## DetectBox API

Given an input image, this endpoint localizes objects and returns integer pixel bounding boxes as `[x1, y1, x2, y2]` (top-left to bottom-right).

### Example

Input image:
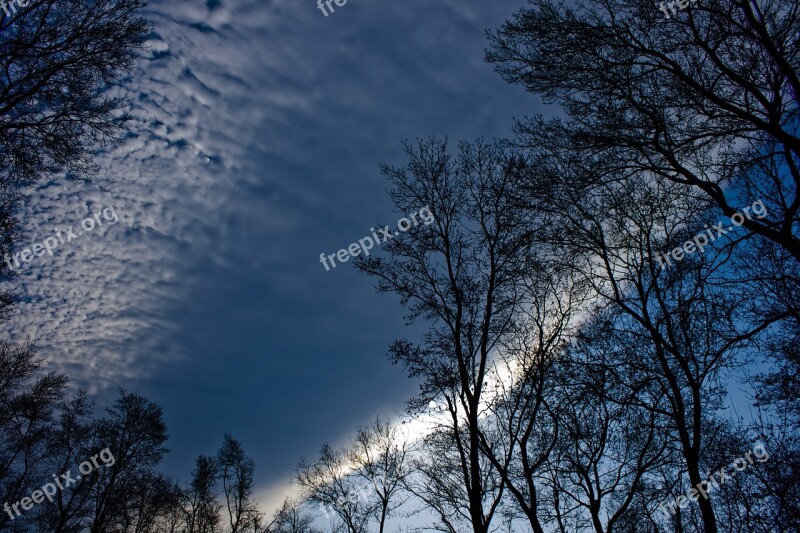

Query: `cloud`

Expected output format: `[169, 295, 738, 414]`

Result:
[0, 0, 535, 508]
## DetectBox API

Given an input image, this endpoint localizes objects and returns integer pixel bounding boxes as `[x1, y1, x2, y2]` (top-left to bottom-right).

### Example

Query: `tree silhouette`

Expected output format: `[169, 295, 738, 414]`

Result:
[356, 138, 534, 533]
[0, 0, 149, 190]
[0, 341, 67, 531]
[218, 433, 261, 533]
[184, 455, 221, 533]
[487, 0, 800, 261]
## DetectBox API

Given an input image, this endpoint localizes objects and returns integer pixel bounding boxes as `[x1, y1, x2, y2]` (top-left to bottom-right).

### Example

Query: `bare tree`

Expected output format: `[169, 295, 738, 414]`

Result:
[88, 391, 170, 533]
[356, 137, 533, 533]
[0, 0, 149, 190]
[218, 434, 262, 533]
[347, 417, 410, 533]
[36, 391, 95, 532]
[476, 255, 589, 533]
[485, 1, 800, 528]
[0, 341, 68, 531]
[263, 498, 320, 533]
[0, 350, 184, 533]
[403, 426, 502, 533]
[124, 471, 183, 533]
[0, 0, 148, 324]
[296, 444, 372, 533]
[519, 151, 770, 532]
[487, 0, 800, 262]
[184, 455, 222, 533]
[547, 309, 672, 532]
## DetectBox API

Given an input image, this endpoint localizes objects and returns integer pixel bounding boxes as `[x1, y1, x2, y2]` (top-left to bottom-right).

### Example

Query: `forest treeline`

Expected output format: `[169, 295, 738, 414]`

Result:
[1, 0, 798, 531]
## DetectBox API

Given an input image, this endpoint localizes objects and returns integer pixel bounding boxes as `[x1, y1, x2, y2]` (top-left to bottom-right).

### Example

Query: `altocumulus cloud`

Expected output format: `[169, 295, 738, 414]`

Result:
[1, 0, 533, 517]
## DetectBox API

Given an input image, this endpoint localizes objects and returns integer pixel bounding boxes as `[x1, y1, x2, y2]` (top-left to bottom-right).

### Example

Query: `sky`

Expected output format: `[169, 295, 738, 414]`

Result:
[0, 0, 541, 515]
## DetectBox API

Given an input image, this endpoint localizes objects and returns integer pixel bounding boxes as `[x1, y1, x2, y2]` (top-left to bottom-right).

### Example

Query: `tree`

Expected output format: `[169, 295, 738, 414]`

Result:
[296, 443, 373, 533]
[403, 426, 500, 533]
[0, 5, 157, 527]
[475, 248, 589, 533]
[487, 0, 800, 262]
[217, 433, 261, 533]
[263, 498, 320, 533]
[87, 391, 170, 533]
[356, 138, 535, 533]
[184, 455, 222, 533]
[124, 471, 183, 533]
[0, 341, 67, 531]
[0, 347, 184, 533]
[518, 144, 775, 531]
[0, 0, 149, 190]
[486, 2, 800, 527]
[347, 417, 410, 533]
[547, 309, 672, 532]
[36, 391, 95, 532]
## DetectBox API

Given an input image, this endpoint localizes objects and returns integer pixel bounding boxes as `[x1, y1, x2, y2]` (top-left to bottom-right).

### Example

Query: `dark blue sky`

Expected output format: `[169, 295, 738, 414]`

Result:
[2, 0, 541, 509]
